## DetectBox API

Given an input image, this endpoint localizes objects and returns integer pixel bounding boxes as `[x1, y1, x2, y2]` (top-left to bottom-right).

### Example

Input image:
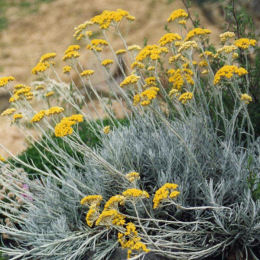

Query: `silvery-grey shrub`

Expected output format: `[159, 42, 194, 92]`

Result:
[0, 113, 259, 259]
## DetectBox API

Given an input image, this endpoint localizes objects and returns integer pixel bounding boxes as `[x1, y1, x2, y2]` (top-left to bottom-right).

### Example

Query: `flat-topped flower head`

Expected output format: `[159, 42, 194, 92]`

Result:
[122, 188, 149, 199]
[40, 52, 56, 63]
[1, 108, 16, 116]
[104, 195, 125, 210]
[80, 70, 95, 77]
[65, 45, 80, 54]
[159, 33, 182, 46]
[46, 106, 64, 116]
[86, 39, 108, 52]
[179, 92, 193, 104]
[120, 74, 140, 87]
[220, 31, 235, 43]
[128, 44, 141, 51]
[234, 38, 257, 49]
[185, 28, 211, 41]
[31, 110, 46, 123]
[96, 209, 125, 226]
[62, 51, 80, 61]
[86, 208, 100, 227]
[153, 183, 179, 209]
[32, 62, 50, 75]
[13, 113, 23, 121]
[136, 44, 168, 61]
[0, 76, 15, 88]
[63, 65, 72, 74]
[131, 61, 145, 70]
[73, 21, 93, 40]
[217, 45, 237, 54]
[178, 41, 198, 53]
[214, 65, 248, 85]
[103, 126, 110, 134]
[241, 93, 252, 104]
[125, 171, 140, 183]
[168, 9, 188, 23]
[101, 59, 114, 67]
[81, 195, 103, 208]
[116, 49, 126, 55]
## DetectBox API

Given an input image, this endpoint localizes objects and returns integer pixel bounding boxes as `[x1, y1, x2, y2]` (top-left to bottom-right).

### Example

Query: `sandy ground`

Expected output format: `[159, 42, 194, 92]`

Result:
[0, 0, 258, 158]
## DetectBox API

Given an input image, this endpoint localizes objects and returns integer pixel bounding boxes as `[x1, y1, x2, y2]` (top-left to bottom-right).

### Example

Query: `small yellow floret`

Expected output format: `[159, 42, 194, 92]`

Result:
[240, 93, 252, 104]
[0, 76, 15, 88]
[103, 126, 110, 134]
[1, 108, 16, 116]
[178, 92, 193, 104]
[122, 188, 149, 199]
[168, 9, 188, 23]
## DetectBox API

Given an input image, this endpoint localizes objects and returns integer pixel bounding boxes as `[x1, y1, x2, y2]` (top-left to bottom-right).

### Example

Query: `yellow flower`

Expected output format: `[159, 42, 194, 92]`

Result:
[65, 45, 80, 54]
[128, 45, 141, 51]
[62, 51, 80, 61]
[63, 65, 72, 74]
[153, 183, 179, 209]
[86, 39, 108, 52]
[0, 155, 5, 162]
[136, 45, 168, 62]
[198, 60, 209, 67]
[32, 62, 50, 75]
[46, 106, 64, 116]
[178, 41, 198, 53]
[86, 207, 100, 227]
[73, 21, 93, 40]
[217, 45, 237, 54]
[40, 52, 56, 63]
[80, 195, 103, 208]
[131, 61, 145, 70]
[0, 76, 15, 88]
[104, 195, 125, 210]
[185, 28, 211, 41]
[35, 85, 45, 90]
[80, 70, 95, 77]
[219, 31, 235, 43]
[144, 77, 156, 86]
[120, 74, 140, 87]
[9, 94, 19, 103]
[122, 188, 149, 199]
[169, 54, 187, 63]
[101, 59, 114, 66]
[116, 49, 126, 55]
[103, 126, 110, 134]
[134, 87, 160, 106]
[240, 93, 252, 104]
[235, 38, 256, 49]
[13, 113, 23, 121]
[168, 9, 188, 23]
[91, 9, 132, 29]
[1, 108, 16, 116]
[178, 19, 187, 25]
[125, 172, 140, 183]
[118, 222, 149, 259]
[31, 110, 46, 123]
[45, 91, 54, 97]
[96, 209, 125, 226]
[159, 33, 182, 46]
[169, 88, 180, 97]
[214, 65, 248, 85]
[178, 92, 193, 104]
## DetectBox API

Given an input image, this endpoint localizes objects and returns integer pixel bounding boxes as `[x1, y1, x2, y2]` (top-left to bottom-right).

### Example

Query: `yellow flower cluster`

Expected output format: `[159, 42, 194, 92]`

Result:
[167, 9, 188, 23]
[234, 38, 257, 49]
[73, 21, 93, 41]
[118, 222, 150, 259]
[136, 44, 168, 61]
[13, 113, 23, 121]
[159, 33, 182, 46]
[168, 68, 194, 90]
[86, 208, 100, 227]
[219, 31, 235, 43]
[153, 183, 180, 209]
[178, 41, 198, 53]
[185, 28, 211, 41]
[35, 85, 45, 90]
[217, 45, 237, 54]
[120, 74, 140, 87]
[103, 125, 110, 134]
[0, 155, 5, 162]
[131, 61, 145, 70]
[45, 91, 54, 97]
[1, 108, 16, 116]
[63, 65, 72, 74]
[96, 209, 126, 226]
[214, 65, 248, 85]
[169, 53, 187, 64]
[178, 92, 193, 104]
[32, 62, 50, 75]
[9, 85, 33, 102]
[133, 87, 160, 106]
[101, 59, 114, 66]
[0, 76, 15, 88]
[122, 188, 149, 199]
[125, 171, 140, 183]
[54, 114, 83, 137]
[240, 93, 252, 104]
[40, 52, 56, 63]
[104, 195, 125, 210]
[144, 77, 156, 87]
[81, 195, 103, 208]
[91, 9, 134, 29]
[31, 110, 46, 123]
[116, 49, 126, 55]
[86, 39, 108, 52]
[80, 70, 95, 77]
[63, 45, 80, 61]
[128, 45, 141, 51]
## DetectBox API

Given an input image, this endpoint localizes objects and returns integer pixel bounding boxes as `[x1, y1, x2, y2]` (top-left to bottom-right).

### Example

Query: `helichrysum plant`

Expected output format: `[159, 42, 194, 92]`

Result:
[0, 6, 259, 260]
